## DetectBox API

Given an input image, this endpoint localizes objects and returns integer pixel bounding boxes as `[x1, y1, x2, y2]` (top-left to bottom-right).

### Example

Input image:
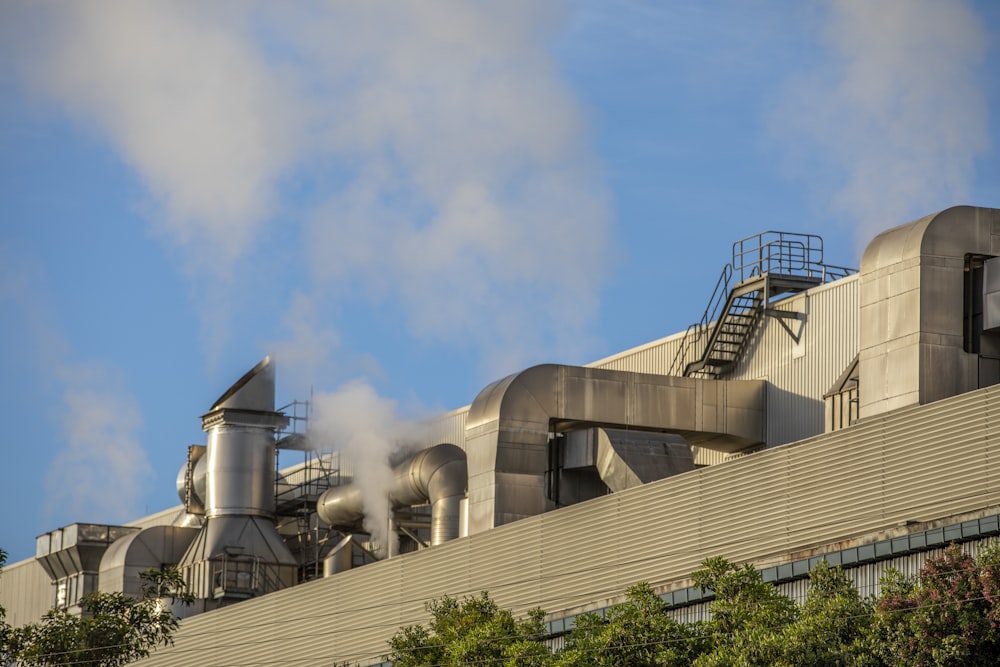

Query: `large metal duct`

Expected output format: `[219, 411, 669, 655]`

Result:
[858, 205, 1000, 418]
[176, 357, 298, 608]
[464, 364, 766, 534]
[98, 526, 200, 599]
[316, 443, 467, 547]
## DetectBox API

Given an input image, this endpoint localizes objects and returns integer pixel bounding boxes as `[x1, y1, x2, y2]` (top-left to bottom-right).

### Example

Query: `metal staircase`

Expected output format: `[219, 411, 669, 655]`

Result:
[670, 231, 855, 378]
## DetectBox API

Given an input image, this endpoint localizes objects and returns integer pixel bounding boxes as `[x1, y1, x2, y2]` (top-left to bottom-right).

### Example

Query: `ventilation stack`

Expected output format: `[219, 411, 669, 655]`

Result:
[176, 357, 298, 612]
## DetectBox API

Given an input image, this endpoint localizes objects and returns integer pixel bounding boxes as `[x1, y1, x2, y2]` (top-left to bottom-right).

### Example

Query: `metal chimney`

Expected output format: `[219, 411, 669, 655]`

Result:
[177, 357, 298, 610]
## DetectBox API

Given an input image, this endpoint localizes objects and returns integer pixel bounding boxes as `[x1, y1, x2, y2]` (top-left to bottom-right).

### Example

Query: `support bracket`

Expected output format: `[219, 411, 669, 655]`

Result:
[765, 308, 806, 343]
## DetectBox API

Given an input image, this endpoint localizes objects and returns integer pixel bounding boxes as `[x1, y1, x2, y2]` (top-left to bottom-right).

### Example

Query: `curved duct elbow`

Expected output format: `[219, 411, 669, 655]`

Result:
[316, 443, 467, 546]
[394, 443, 467, 545]
[316, 484, 366, 530]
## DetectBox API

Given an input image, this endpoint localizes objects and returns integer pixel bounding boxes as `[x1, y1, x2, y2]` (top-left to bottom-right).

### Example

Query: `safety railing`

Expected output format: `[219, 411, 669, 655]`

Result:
[670, 231, 857, 377]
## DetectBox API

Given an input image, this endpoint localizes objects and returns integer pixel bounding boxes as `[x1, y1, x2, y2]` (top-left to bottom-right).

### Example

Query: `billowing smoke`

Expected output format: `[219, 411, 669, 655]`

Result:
[47, 363, 153, 525]
[771, 0, 991, 246]
[309, 381, 421, 556]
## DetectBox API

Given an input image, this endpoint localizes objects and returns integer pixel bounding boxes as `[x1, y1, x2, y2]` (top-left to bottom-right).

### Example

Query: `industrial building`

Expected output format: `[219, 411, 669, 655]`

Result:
[2, 205, 999, 665]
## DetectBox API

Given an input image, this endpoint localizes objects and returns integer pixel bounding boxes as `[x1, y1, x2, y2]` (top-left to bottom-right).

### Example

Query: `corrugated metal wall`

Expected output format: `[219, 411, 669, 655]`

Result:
[422, 405, 469, 450]
[138, 382, 1000, 667]
[735, 277, 860, 446]
[0, 557, 53, 627]
[665, 539, 996, 624]
[591, 275, 860, 449]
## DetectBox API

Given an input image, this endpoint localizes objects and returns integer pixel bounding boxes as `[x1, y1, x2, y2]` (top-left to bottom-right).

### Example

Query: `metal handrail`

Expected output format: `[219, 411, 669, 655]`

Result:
[671, 230, 858, 377]
[732, 231, 830, 282]
[670, 264, 732, 375]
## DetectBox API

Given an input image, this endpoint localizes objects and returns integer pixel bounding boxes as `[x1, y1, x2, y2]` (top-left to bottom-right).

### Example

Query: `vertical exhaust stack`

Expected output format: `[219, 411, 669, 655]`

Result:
[177, 357, 298, 610]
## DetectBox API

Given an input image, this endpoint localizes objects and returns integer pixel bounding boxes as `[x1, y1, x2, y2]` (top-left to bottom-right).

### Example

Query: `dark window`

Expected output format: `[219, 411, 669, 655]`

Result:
[964, 254, 989, 353]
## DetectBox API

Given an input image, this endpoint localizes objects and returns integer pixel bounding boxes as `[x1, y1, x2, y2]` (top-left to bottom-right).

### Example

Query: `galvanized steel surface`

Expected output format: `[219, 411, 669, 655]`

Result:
[316, 443, 467, 545]
[138, 384, 1000, 667]
[464, 364, 766, 534]
[859, 206, 1000, 417]
[593, 275, 860, 449]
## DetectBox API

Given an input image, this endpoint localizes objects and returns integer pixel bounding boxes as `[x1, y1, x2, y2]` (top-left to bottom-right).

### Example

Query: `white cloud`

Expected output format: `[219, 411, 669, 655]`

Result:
[267, 291, 340, 391]
[4, 0, 612, 384]
[771, 0, 991, 245]
[4, 1, 302, 275]
[47, 363, 153, 525]
[296, 1, 612, 378]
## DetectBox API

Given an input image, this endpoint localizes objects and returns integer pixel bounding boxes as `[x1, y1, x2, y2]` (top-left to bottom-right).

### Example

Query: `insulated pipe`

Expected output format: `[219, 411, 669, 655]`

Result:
[316, 443, 467, 546]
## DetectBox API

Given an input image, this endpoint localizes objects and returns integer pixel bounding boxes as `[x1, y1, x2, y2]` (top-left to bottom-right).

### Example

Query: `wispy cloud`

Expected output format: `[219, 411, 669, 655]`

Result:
[2, 2, 300, 275]
[0, 247, 152, 527]
[3, 1, 612, 385]
[47, 363, 153, 525]
[771, 0, 991, 245]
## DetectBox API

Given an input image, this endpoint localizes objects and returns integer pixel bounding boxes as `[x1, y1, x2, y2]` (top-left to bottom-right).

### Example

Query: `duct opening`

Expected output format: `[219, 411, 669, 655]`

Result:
[965, 254, 1000, 388]
[546, 428, 694, 507]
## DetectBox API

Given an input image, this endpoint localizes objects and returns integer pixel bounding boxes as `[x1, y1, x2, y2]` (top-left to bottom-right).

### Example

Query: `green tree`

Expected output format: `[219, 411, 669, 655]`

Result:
[386, 591, 551, 666]
[691, 556, 798, 666]
[557, 582, 705, 666]
[10, 566, 193, 667]
[871, 542, 1000, 666]
[1, 548, 13, 664]
[778, 561, 874, 666]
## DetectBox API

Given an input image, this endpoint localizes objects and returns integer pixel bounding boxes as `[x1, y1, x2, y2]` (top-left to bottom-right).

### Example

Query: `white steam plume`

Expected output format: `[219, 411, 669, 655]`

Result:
[310, 381, 416, 555]
[771, 0, 991, 245]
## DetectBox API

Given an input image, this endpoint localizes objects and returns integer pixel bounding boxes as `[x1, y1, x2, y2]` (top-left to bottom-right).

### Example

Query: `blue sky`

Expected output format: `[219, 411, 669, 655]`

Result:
[1, 0, 998, 564]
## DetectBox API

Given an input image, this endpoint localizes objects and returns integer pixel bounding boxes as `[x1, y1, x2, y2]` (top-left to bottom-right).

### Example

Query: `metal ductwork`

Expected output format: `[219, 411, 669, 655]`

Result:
[98, 526, 200, 599]
[553, 428, 694, 507]
[176, 357, 298, 609]
[592, 429, 693, 491]
[316, 443, 467, 547]
[465, 363, 766, 534]
[858, 205, 1000, 418]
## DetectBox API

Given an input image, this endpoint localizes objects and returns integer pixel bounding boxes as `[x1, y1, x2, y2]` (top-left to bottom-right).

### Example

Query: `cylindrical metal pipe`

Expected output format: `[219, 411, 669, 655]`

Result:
[316, 443, 467, 546]
[316, 485, 365, 529]
[175, 456, 208, 509]
[205, 425, 276, 518]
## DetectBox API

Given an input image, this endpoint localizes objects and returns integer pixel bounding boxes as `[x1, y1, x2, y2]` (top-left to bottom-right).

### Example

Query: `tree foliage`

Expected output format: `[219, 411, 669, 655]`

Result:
[559, 582, 705, 666]
[386, 542, 1000, 667]
[869, 542, 1000, 666]
[777, 561, 873, 666]
[386, 591, 549, 667]
[1, 561, 192, 667]
[691, 556, 799, 666]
